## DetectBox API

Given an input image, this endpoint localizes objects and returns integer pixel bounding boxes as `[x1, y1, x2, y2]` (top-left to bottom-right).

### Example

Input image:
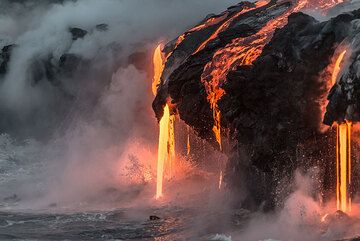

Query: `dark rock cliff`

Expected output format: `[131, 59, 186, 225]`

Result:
[153, 1, 360, 209]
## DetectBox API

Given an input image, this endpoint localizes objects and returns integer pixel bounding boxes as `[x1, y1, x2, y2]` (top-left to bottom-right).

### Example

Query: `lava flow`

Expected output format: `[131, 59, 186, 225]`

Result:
[330, 50, 352, 212]
[152, 45, 163, 96]
[199, 0, 341, 149]
[336, 122, 352, 212]
[153, 44, 176, 199]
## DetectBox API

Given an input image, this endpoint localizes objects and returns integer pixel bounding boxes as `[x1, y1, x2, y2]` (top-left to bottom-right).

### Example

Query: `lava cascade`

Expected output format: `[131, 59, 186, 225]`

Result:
[330, 50, 352, 212]
[153, 44, 176, 199]
[336, 122, 352, 212]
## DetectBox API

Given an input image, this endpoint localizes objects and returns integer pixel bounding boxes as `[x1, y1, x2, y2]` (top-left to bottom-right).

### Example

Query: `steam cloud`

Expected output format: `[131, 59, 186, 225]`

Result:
[0, 0, 240, 207]
[2, 1, 360, 240]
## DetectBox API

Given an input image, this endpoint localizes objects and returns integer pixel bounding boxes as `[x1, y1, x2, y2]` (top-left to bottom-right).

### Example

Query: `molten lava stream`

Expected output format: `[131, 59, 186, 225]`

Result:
[153, 44, 176, 199]
[336, 122, 352, 212]
[329, 49, 351, 212]
[332, 50, 347, 85]
[152, 44, 163, 95]
[156, 104, 171, 199]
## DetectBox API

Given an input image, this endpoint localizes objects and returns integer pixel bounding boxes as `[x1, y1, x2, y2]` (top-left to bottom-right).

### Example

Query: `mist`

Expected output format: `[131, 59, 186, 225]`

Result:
[0, 0, 240, 208]
[2, 1, 360, 240]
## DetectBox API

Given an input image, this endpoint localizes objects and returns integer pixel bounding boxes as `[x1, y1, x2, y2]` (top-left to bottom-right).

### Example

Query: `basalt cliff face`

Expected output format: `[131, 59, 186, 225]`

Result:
[153, 0, 360, 209]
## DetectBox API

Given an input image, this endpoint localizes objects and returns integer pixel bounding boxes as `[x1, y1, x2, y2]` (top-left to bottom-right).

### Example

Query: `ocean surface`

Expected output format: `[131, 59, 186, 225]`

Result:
[0, 204, 242, 240]
[0, 134, 237, 240]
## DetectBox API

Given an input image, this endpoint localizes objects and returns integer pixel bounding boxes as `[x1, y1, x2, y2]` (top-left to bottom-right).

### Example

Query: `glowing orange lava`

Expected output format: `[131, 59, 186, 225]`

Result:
[194, 8, 252, 55]
[332, 50, 347, 85]
[156, 104, 171, 199]
[194, 1, 269, 56]
[152, 0, 344, 198]
[188, 14, 229, 34]
[153, 44, 176, 199]
[152, 44, 163, 95]
[294, 0, 343, 12]
[336, 122, 351, 212]
[200, 0, 341, 151]
[329, 49, 351, 212]
[200, 1, 294, 149]
[171, 13, 230, 55]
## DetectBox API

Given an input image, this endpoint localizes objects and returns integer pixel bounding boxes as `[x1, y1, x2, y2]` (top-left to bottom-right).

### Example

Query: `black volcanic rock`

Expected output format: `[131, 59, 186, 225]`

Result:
[153, 1, 360, 209]
[220, 11, 354, 209]
[324, 10, 360, 125]
[324, 47, 360, 125]
[154, 0, 290, 144]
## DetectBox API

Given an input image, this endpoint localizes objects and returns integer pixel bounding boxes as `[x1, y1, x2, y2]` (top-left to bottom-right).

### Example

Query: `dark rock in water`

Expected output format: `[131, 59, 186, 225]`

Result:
[0, 44, 15, 75]
[69, 27, 88, 40]
[96, 23, 108, 31]
[149, 215, 161, 221]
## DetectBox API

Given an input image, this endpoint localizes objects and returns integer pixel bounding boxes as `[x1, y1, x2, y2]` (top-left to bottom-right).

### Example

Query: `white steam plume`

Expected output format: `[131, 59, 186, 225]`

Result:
[0, 0, 240, 207]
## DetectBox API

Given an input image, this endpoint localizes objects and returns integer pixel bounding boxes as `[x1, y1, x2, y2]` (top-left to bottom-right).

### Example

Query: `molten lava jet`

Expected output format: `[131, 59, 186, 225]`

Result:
[336, 122, 352, 212]
[330, 50, 352, 212]
[153, 44, 176, 199]
[156, 104, 174, 199]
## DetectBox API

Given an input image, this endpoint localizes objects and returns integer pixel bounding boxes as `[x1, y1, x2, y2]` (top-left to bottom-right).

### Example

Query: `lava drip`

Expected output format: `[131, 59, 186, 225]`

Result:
[153, 44, 176, 199]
